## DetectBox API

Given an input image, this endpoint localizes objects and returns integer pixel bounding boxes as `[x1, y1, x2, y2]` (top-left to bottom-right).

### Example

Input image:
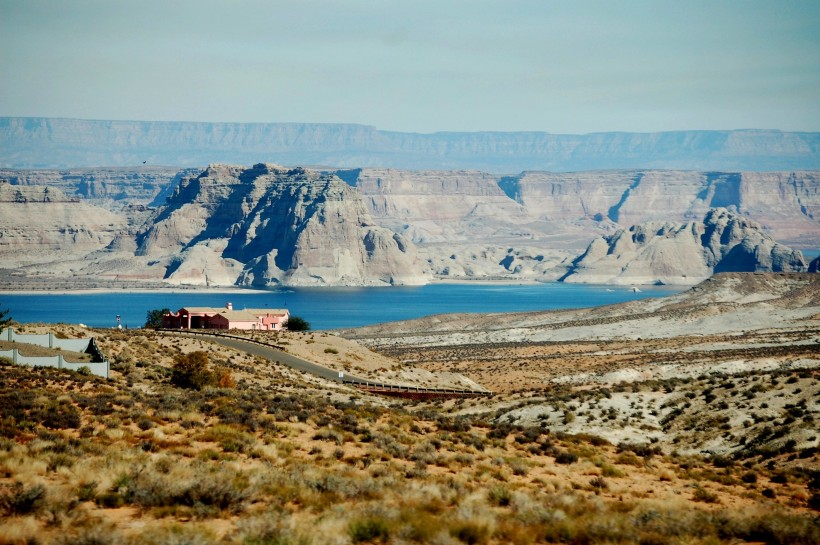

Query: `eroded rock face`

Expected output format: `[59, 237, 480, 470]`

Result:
[494, 170, 820, 247]
[136, 164, 429, 286]
[0, 167, 198, 208]
[560, 208, 808, 285]
[0, 182, 126, 266]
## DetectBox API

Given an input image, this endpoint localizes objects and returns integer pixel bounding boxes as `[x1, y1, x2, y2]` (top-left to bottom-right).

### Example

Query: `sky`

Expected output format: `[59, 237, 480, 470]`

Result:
[1, 0, 818, 134]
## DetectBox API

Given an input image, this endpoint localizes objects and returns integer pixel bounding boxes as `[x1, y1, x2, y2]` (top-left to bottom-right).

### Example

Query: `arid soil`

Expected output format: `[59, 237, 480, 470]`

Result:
[0, 273, 817, 544]
[341, 273, 820, 394]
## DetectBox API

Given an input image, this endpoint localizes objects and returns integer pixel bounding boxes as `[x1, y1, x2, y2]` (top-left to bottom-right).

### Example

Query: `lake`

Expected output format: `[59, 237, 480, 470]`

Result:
[1, 283, 684, 331]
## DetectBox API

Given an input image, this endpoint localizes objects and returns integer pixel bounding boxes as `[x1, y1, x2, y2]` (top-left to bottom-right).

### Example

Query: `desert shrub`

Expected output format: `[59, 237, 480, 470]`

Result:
[0, 482, 46, 515]
[323, 347, 339, 354]
[41, 400, 82, 429]
[487, 421, 516, 439]
[124, 461, 254, 512]
[450, 520, 490, 545]
[348, 516, 390, 543]
[599, 463, 624, 478]
[741, 471, 758, 484]
[691, 485, 718, 503]
[171, 351, 215, 390]
[554, 450, 578, 464]
[214, 366, 236, 388]
[313, 427, 344, 446]
[198, 424, 256, 453]
[509, 459, 528, 476]
[589, 476, 608, 490]
[488, 485, 512, 506]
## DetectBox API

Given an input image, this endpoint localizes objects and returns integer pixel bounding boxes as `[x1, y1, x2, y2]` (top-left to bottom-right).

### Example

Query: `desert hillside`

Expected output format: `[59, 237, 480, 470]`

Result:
[0, 272, 817, 544]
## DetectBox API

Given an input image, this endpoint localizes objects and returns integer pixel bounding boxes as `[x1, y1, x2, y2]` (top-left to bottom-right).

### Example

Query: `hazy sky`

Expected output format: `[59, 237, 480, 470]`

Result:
[1, 0, 818, 134]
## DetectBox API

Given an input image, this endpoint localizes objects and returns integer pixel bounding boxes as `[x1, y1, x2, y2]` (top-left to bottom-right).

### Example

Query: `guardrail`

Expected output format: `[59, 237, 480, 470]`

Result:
[157, 328, 287, 350]
[157, 328, 491, 399]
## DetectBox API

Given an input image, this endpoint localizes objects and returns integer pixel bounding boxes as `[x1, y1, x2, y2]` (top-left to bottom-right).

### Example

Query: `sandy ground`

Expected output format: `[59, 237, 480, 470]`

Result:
[340, 273, 820, 394]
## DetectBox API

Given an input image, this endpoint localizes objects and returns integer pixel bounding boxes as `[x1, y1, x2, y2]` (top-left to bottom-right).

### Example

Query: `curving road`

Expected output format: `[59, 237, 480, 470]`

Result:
[160, 329, 490, 397]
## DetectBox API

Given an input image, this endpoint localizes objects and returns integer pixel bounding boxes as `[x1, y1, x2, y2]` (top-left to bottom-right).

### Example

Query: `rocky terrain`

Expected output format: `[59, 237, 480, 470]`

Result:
[560, 208, 808, 285]
[339, 272, 820, 454]
[2, 117, 818, 172]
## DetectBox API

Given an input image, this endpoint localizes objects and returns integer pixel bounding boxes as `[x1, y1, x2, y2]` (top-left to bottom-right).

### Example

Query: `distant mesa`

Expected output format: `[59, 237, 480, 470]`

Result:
[1, 117, 818, 172]
[560, 208, 809, 285]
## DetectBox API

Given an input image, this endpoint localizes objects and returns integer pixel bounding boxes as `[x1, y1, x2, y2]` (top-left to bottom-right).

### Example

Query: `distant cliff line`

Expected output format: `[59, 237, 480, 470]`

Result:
[1, 117, 818, 172]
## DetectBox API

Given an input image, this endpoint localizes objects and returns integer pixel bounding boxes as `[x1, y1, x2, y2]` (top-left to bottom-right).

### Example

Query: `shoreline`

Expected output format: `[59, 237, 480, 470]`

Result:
[0, 276, 699, 295]
[0, 285, 272, 295]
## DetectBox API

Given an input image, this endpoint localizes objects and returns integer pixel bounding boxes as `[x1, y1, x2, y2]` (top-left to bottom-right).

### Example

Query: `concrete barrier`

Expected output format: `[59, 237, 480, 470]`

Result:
[0, 349, 109, 378]
[0, 328, 109, 378]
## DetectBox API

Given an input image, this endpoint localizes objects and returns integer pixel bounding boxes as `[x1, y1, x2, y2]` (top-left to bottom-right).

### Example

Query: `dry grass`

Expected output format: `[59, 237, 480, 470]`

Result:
[0, 325, 817, 544]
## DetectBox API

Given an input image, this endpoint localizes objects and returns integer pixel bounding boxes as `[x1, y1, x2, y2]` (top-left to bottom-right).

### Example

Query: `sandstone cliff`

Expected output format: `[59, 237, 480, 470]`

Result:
[2, 117, 818, 172]
[0, 182, 127, 266]
[136, 164, 429, 287]
[560, 208, 808, 285]
[2, 163, 818, 288]
[496, 170, 820, 248]
[0, 167, 200, 208]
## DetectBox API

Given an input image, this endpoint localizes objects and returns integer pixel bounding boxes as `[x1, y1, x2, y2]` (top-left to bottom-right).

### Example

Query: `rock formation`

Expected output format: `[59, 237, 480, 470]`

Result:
[135, 164, 429, 287]
[0, 166, 200, 207]
[560, 208, 808, 285]
[1, 163, 818, 288]
[0, 181, 127, 266]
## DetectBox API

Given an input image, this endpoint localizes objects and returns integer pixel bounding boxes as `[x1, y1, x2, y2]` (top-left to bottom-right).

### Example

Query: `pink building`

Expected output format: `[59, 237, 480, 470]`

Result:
[162, 303, 290, 331]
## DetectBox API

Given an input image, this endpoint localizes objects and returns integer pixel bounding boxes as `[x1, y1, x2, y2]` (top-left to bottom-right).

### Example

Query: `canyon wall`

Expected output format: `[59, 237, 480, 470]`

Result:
[1, 164, 818, 287]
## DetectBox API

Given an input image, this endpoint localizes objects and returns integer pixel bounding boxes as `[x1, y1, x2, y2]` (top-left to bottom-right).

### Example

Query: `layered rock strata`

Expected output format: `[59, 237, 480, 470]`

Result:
[136, 164, 429, 287]
[0, 182, 126, 266]
[560, 208, 808, 285]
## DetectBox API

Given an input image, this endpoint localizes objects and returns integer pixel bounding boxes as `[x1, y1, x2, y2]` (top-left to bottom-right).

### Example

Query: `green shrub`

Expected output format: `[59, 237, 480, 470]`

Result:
[488, 485, 511, 506]
[349, 516, 390, 543]
[0, 482, 45, 515]
[555, 450, 578, 464]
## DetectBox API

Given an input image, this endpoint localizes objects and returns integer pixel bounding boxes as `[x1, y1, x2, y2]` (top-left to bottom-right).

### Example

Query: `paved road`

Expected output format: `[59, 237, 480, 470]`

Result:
[161, 330, 490, 396]
[210, 335, 356, 382]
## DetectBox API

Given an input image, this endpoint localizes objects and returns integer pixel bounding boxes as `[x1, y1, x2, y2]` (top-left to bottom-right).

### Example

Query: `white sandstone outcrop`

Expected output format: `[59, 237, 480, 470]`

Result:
[560, 208, 808, 285]
[136, 164, 429, 287]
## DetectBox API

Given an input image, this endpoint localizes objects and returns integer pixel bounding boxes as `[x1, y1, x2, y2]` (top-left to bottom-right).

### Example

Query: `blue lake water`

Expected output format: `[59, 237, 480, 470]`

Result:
[1, 283, 684, 331]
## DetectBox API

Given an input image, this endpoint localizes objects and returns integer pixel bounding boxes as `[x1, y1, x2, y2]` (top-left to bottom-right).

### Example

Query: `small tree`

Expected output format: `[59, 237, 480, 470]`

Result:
[171, 351, 214, 390]
[0, 303, 11, 329]
[284, 315, 310, 332]
[144, 308, 170, 329]
[170, 351, 234, 390]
